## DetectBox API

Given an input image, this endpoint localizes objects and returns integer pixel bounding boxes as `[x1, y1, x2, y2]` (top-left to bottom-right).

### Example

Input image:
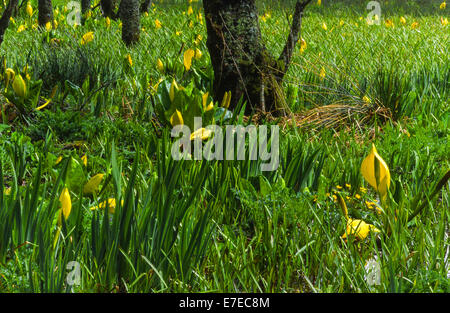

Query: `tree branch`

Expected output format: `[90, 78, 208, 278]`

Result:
[278, 0, 312, 79]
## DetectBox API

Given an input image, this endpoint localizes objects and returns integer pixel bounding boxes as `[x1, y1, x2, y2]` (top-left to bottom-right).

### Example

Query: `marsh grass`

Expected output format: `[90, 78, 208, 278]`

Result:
[0, 0, 448, 292]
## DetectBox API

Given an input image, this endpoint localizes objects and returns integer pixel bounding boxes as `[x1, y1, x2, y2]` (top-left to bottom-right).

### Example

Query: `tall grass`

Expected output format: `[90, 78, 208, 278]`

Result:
[0, 0, 448, 293]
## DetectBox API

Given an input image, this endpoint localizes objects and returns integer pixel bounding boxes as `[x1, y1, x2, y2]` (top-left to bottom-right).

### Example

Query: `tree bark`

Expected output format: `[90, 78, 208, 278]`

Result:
[203, 0, 311, 115]
[100, 0, 116, 18]
[0, 0, 19, 46]
[38, 0, 53, 27]
[120, 0, 140, 46]
[81, 0, 91, 25]
[140, 0, 152, 13]
[81, 0, 91, 14]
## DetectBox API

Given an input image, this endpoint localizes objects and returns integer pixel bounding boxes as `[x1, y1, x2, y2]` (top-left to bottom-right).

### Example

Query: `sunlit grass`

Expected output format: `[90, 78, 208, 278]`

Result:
[0, 0, 448, 293]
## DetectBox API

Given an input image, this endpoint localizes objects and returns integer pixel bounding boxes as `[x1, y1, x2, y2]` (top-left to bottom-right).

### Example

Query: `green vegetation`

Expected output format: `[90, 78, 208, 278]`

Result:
[0, 0, 448, 292]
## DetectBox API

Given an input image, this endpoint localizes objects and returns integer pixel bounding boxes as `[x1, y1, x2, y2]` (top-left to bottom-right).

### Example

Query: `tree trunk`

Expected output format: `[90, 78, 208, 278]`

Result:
[81, 0, 91, 25]
[100, 0, 116, 18]
[140, 0, 152, 13]
[0, 0, 19, 46]
[81, 0, 91, 14]
[120, 0, 140, 46]
[203, 0, 311, 115]
[38, 0, 53, 27]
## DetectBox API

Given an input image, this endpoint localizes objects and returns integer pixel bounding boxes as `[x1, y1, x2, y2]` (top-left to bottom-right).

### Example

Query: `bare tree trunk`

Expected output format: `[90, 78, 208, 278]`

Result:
[100, 0, 116, 18]
[81, 0, 91, 14]
[81, 0, 91, 25]
[203, 0, 311, 115]
[120, 0, 140, 46]
[0, 0, 19, 46]
[38, 0, 53, 27]
[140, 0, 152, 13]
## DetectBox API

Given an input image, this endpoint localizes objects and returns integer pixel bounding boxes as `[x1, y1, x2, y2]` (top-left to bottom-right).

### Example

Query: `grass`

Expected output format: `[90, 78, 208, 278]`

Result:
[0, 0, 448, 293]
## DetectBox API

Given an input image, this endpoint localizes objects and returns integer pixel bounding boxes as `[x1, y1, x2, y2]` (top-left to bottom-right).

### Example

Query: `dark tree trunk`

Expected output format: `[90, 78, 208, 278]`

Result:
[81, 0, 91, 25]
[81, 0, 91, 14]
[120, 0, 140, 46]
[100, 0, 116, 18]
[38, 0, 53, 27]
[0, 0, 19, 46]
[140, 0, 152, 13]
[203, 0, 311, 115]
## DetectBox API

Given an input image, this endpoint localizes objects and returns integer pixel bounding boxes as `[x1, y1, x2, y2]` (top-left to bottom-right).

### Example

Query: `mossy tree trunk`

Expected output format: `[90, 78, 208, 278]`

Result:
[140, 0, 152, 13]
[81, 0, 91, 25]
[0, 0, 19, 46]
[120, 0, 140, 46]
[38, 0, 53, 27]
[203, 0, 312, 115]
[81, 0, 91, 14]
[100, 0, 116, 18]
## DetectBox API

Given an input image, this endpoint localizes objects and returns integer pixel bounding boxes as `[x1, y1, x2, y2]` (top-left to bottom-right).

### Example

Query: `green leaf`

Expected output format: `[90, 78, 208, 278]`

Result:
[66, 157, 86, 194]
[259, 175, 272, 197]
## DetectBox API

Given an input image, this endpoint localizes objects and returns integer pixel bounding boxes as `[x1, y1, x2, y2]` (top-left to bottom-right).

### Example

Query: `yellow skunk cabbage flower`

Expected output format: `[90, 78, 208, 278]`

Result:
[336, 192, 349, 219]
[319, 67, 326, 80]
[361, 144, 391, 200]
[190, 128, 212, 141]
[81, 31, 94, 45]
[26, 3, 33, 17]
[317, 0, 321, 5]
[17, 25, 26, 33]
[36, 85, 58, 111]
[126, 54, 133, 67]
[5, 68, 15, 85]
[204, 101, 214, 112]
[155, 19, 162, 29]
[183, 49, 195, 71]
[299, 37, 307, 53]
[45, 21, 52, 31]
[440, 2, 446, 10]
[12, 74, 27, 98]
[336, 192, 380, 241]
[90, 198, 123, 214]
[385, 19, 394, 28]
[441, 17, 448, 26]
[187, 6, 193, 15]
[54, 155, 63, 165]
[106, 17, 111, 28]
[202, 92, 214, 112]
[195, 48, 202, 60]
[59, 187, 72, 222]
[400, 16, 406, 25]
[169, 79, 179, 102]
[342, 219, 380, 241]
[194, 34, 202, 45]
[411, 21, 419, 29]
[221, 91, 231, 109]
[170, 110, 184, 127]
[83, 173, 104, 195]
[322, 22, 327, 31]
[81, 154, 87, 167]
[157, 58, 164, 72]
[363, 95, 371, 104]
